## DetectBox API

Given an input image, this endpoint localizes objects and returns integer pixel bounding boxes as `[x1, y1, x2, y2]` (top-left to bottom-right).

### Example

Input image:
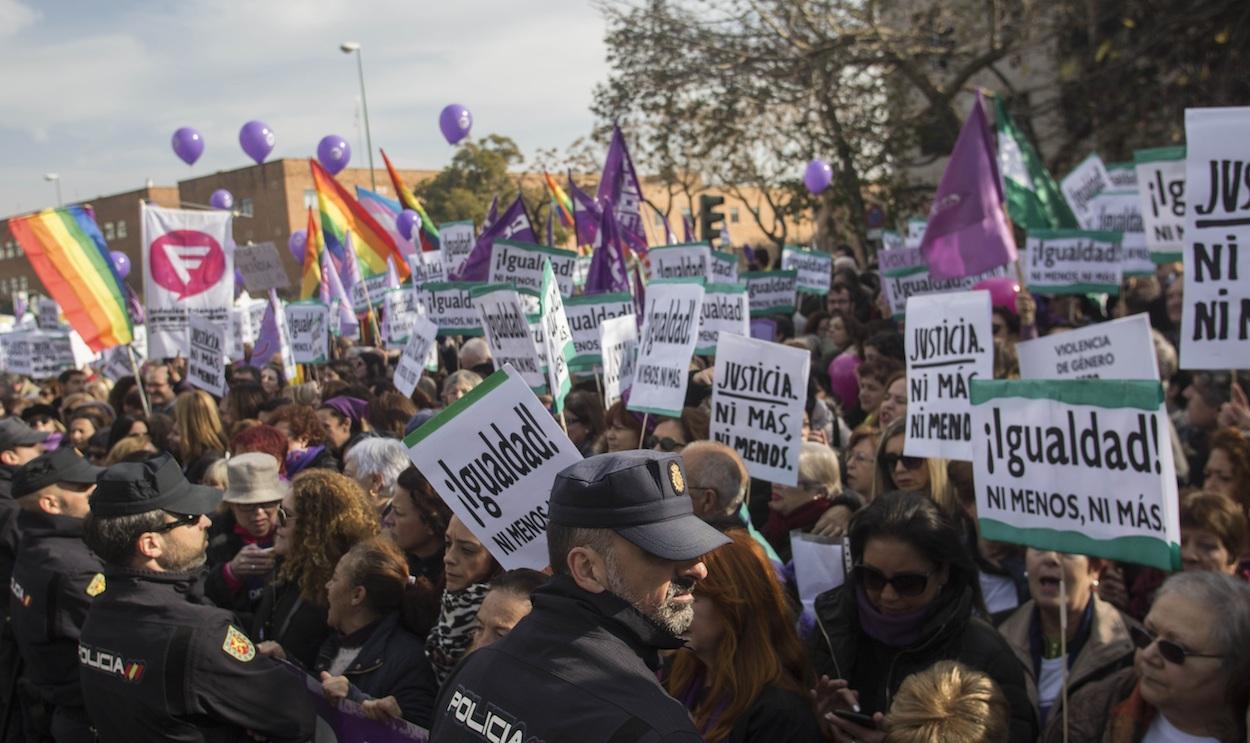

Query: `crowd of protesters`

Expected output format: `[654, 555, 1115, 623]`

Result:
[0, 247, 1247, 742]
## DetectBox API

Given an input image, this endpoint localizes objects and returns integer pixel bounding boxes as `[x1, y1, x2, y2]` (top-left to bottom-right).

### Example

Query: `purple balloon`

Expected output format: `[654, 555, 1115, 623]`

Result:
[210, 189, 234, 210]
[826, 352, 862, 412]
[316, 135, 351, 175]
[804, 159, 833, 194]
[396, 209, 421, 241]
[109, 250, 131, 279]
[288, 230, 308, 262]
[438, 104, 473, 145]
[972, 276, 1021, 314]
[171, 127, 204, 166]
[239, 120, 276, 164]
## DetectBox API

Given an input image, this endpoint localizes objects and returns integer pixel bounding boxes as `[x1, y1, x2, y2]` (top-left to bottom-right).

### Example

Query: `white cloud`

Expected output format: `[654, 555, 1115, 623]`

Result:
[0, 0, 38, 38]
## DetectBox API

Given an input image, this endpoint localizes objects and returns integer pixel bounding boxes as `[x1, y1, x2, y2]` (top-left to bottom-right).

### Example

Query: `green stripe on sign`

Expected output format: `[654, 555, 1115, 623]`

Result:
[1151, 252, 1182, 264]
[980, 519, 1180, 571]
[1132, 146, 1185, 164]
[1029, 282, 1120, 296]
[403, 368, 510, 448]
[969, 379, 1164, 410]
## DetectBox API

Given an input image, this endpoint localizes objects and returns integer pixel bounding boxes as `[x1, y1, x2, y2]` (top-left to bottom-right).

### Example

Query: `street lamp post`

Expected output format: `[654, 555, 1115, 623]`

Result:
[339, 41, 376, 190]
[44, 173, 62, 207]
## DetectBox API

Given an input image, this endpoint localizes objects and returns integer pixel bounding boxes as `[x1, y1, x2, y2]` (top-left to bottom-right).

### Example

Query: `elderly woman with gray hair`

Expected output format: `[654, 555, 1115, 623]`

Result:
[1048, 571, 1250, 743]
[441, 370, 483, 408]
[344, 438, 414, 516]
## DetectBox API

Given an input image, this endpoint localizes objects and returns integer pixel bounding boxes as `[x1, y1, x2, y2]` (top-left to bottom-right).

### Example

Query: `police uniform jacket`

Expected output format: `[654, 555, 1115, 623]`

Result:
[8, 510, 102, 709]
[78, 567, 314, 742]
[429, 574, 702, 743]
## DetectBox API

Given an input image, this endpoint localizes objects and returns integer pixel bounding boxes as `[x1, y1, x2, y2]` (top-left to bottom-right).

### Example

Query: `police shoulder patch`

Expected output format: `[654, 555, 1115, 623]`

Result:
[669, 462, 685, 494]
[85, 573, 106, 597]
[222, 625, 256, 662]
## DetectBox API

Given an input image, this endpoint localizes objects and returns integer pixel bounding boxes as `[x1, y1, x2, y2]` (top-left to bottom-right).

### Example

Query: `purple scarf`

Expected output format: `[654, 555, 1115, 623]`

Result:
[855, 583, 935, 648]
[285, 445, 326, 476]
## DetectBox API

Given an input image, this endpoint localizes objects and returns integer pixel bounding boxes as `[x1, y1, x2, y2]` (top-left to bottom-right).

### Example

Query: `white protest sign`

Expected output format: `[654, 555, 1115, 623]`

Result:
[28, 332, 76, 379]
[1106, 162, 1137, 189]
[394, 316, 439, 399]
[881, 230, 904, 252]
[36, 299, 63, 331]
[405, 250, 446, 288]
[710, 333, 810, 485]
[970, 379, 1179, 571]
[235, 242, 291, 292]
[627, 280, 704, 417]
[1180, 107, 1250, 369]
[1023, 229, 1122, 295]
[563, 293, 634, 368]
[649, 243, 710, 282]
[790, 533, 846, 615]
[709, 250, 738, 284]
[350, 272, 390, 313]
[1061, 154, 1112, 229]
[1134, 146, 1186, 263]
[600, 314, 638, 409]
[2, 333, 32, 377]
[907, 219, 928, 246]
[403, 365, 583, 571]
[781, 247, 833, 295]
[383, 287, 424, 347]
[439, 221, 476, 276]
[246, 298, 268, 345]
[420, 282, 481, 337]
[285, 302, 329, 364]
[142, 204, 234, 359]
[904, 291, 993, 461]
[539, 260, 575, 412]
[472, 285, 546, 391]
[488, 240, 577, 297]
[743, 270, 798, 316]
[228, 307, 250, 362]
[1088, 190, 1152, 277]
[697, 284, 750, 356]
[187, 314, 226, 397]
[1018, 314, 1158, 381]
[881, 249, 1006, 318]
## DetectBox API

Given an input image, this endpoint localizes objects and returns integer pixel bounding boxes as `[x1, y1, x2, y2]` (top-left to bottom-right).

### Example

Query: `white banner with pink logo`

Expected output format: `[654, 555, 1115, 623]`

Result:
[142, 204, 234, 360]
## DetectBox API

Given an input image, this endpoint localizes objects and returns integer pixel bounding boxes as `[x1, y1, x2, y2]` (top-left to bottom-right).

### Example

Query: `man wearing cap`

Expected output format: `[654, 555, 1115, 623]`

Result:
[204, 453, 282, 620]
[430, 450, 730, 742]
[0, 418, 49, 613]
[78, 453, 313, 741]
[8, 448, 103, 742]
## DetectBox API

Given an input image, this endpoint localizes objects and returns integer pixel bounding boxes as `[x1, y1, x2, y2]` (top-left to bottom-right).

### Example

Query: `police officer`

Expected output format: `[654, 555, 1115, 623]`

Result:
[9, 448, 103, 742]
[430, 450, 732, 742]
[78, 453, 313, 742]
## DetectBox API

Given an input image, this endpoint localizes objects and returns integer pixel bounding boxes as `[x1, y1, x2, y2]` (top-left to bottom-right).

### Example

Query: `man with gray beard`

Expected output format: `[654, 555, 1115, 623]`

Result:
[430, 450, 730, 742]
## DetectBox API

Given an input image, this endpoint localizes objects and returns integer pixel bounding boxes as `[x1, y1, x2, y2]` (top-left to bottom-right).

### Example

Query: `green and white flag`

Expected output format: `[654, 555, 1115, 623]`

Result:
[994, 97, 1078, 231]
[970, 379, 1180, 571]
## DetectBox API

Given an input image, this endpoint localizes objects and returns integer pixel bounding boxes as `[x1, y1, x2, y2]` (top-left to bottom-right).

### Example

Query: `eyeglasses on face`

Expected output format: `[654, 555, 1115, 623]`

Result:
[1129, 624, 1224, 665]
[853, 564, 936, 598]
[879, 452, 924, 472]
[152, 512, 200, 534]
[276, 504, 294, 528]
[231, 500, 282, 514]
[644, 435, 686, 452]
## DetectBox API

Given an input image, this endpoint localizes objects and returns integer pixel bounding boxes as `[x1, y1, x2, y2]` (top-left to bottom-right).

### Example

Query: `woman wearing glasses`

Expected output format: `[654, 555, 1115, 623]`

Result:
[1047, 571, 1250, 743]
[870, 420, 957, 511]
[811, 492, 1036, 743]
[762, 442, 853, 561]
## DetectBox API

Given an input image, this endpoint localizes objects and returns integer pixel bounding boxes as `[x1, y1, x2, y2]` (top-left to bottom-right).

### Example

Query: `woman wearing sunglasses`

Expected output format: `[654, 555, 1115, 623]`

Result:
[1048, 571, 1250, 743]
[811, 492, 1036, 743]
[763, 442, 852, 561]
[648, 407, 709, 454]
[871, 419, 957, 512]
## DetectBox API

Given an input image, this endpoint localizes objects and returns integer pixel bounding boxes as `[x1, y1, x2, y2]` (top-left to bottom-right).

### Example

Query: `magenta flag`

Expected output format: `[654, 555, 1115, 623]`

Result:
[585, 202, 629, 294]
[597, 125, 649, 256]
[919, 93, 1017, 280]
[568, 172, 601, 247]
[248, 291, 281, 369]
[451, 195, 537, 281]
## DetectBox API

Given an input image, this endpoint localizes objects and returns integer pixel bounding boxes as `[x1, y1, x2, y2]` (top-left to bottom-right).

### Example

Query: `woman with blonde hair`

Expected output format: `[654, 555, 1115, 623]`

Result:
[883, 661, 1010, 743]
[764, 442, 857, 560]
[174, 390, 229, 484]
[871, 419, 956, 512]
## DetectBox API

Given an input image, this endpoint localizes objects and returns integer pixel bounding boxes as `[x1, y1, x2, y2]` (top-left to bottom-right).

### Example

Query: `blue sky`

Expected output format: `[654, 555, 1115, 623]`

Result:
[0, 0, 608, 216]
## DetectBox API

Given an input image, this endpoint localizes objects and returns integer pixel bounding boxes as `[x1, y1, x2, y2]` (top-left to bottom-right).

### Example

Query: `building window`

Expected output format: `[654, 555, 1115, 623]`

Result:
[19, 276, 27, 290]
[304, 189, 316, 208]
[729, 208, 740, 224]
[104, 222, 115, 240]
[240, 198, 254, 217]
[116, 220, 127, 238]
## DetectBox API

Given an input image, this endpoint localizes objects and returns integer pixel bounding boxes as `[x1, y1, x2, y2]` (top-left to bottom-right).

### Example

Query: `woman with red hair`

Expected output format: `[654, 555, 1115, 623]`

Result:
[665, 530, 820, 741]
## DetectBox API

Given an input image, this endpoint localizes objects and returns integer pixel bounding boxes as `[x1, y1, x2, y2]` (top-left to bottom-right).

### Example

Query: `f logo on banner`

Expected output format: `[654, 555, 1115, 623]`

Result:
[150, 230, 227, 299]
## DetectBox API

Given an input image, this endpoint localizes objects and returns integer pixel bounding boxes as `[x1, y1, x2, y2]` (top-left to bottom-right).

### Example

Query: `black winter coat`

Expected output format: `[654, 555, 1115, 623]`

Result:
[252, 579, 330, 672]
[811, 583, 1038, 742]
[313, 613, 438, 728]
[723, 685, 821, 743]
[203, 512, 272, 623]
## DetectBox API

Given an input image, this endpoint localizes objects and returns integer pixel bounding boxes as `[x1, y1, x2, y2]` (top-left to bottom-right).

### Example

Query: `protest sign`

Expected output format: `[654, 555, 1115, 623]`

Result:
[709, 250, 738, 284]
[246, 298, 268, 345]
[743, 270, 797, 316]
[904, 291, 993, 461]
[781, 246, 833, 295]
[627, 280, 704, 417]
[187, 314, 226, 397]
[439, 220, 476, 276]
[1134, 146, 1186, 263]
[405, 250, 446, 287]
[1, 333, 32, 377]
[1023, 229, 1122, 295]
[648, 243, 710, 282]
[404, 366, 583, 570]
[969, 379, 1180, 570]
[394, 316, 439, 399]
[563, 293, 634, 367]
[350, 272, 390, 313]
[488, 240, 577, 297]
[881, 230, 904, 252]
[285, 302, 328, 364]
[881, 247, 1006, 318]
[234, 242, 290, 292]
[36, 299, 63, 331]
[1061, 153, 1112, 229]
[906, 219, 928, 246]
[790, 533, 847, 614]
[697, 283, 749, 356]
[227, 307, 249, 362]
[1018, 314, 1158, 381]
[573, 255, 591, 291]
[142, 204, 233, 359]
[28, 332, 76, 380]
[600, 314, 638, 408]
[383, 287, 424, 346]
[420, 282, 481, 337]
[710, 333, 810, 485]
[472, 285, 546, 391]
[281, 662, 428, 743]
[538, 260, 576, 412]
[749, 318, 776, 342]
[1180, 108, 1250, 369]
[1106, 162, 1137, 189]
[1088, 190, 1152, 277]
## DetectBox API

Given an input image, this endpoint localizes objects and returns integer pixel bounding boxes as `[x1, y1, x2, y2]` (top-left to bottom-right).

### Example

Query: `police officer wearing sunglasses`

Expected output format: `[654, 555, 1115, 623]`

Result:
[78, 453, 313, 741]
[810, 492, 1037, 743]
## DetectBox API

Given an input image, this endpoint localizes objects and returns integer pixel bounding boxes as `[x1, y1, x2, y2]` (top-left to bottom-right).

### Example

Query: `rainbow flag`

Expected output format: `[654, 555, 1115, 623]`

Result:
[379, 149, 440, 252]
[299, 207, 323, 301]
[8, 206, 133, 351]
[310, 159, 410, 281]
[543, 171, 575, 228]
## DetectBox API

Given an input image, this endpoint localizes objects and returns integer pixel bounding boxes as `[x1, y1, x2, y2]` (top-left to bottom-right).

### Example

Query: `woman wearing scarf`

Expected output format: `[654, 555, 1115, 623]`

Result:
[318, 396, 373, 467]
[426, 515, 502, 685]
[269, 404, 339, 476]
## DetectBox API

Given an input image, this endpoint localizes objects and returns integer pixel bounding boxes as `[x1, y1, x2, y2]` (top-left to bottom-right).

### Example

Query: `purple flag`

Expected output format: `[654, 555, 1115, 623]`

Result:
[249, 292, 281, 368]
[339, 230, 365, 299]
[481, 195, 499, 232]
[585, 203, 629, 294]
[124, 284, 146, 325]
[452, 195, 538, 281]
[323, 250, 359, 337]
[597, 125, 649, 256]
[568, 172, 601, 247]
[919, 93, 1018, 280]
[682, 214, 694, 243]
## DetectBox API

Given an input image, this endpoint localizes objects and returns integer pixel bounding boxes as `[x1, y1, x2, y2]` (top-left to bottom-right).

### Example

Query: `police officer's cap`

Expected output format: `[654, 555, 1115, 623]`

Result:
[12, 448, 103, 498]
[91, 452, 222, 518]
[548, 451, 731, 561]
